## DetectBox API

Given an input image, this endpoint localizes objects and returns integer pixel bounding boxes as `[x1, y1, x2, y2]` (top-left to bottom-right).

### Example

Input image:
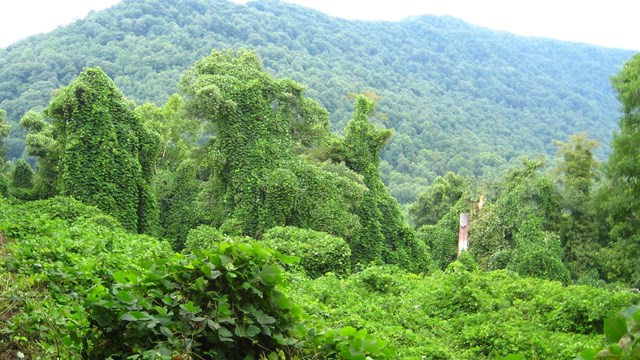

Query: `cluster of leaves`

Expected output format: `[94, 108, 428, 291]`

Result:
[262, 226, 351, 278]
[292, 264, 640, 359]
[83, 241, 303, 359]
[0, 0, 632, 204]
[0, 197, 173, 358]
[0, 197, 390, 359]
[577, 305, 640, 359]
[180, 50, 429, 272]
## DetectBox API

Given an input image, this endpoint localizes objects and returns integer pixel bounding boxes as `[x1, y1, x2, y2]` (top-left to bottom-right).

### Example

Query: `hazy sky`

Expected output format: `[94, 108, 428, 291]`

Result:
[1, 0, 638, 50]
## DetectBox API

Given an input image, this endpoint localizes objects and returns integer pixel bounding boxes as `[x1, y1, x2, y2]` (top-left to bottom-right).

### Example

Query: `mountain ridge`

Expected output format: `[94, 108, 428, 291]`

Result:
[0, 0, 634, 203]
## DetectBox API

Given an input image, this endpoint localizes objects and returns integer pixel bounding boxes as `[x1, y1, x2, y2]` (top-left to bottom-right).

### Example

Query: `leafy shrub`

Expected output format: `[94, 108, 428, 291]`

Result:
[0, 173, 7, 196]
[577, 305, 640, 360]
[83, 241, 303, 359]
[262, 226, 351, 278]
[356, 265, 399, 293]
[509, 221, 570, 284]
[292, 265, 640, 359]
[416, 224, 456, 270]
[316, 326, 391, 359]
[183, 225, 227, 252]
[0, 197, 173, 358]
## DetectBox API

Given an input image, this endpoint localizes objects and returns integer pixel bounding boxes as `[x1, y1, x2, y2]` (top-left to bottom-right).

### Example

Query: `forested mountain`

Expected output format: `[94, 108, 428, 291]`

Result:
[0, 0, 634, 203]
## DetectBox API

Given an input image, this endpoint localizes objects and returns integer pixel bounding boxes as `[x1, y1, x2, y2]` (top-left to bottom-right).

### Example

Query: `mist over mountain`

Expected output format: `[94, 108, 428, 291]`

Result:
[0, 0, 633, 203]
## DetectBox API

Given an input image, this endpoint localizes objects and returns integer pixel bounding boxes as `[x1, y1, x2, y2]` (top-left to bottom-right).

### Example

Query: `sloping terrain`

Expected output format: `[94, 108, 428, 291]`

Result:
[0, 0, 634, 202]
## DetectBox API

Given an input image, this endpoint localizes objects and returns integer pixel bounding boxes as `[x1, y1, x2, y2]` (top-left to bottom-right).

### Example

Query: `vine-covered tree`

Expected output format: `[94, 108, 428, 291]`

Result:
[157, 159, 202, 249]
[598, 54, 640, 286]
[181, 49, 308, 236]
[181, 50, 430, 272]
[470, 159, 569, 283]
[19, 110, 58, 199]
[0, 109, 9, 195]
[46, 67, 160, 234]
[9, 158, 34, 200]
[409, 171, 467, 229]
[553, 133, 600, 280]
[341, 95, 430, 271]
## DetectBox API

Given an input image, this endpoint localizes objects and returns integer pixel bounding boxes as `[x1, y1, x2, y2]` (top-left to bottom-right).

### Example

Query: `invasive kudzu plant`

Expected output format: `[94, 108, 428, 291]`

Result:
[83, 241, 305, 359]
[46, 67, 160, 234]
[182, 50, 430, 273]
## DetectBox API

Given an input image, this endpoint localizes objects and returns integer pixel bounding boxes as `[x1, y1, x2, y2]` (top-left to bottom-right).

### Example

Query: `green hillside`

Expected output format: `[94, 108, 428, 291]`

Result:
[0, 0, 634, 203]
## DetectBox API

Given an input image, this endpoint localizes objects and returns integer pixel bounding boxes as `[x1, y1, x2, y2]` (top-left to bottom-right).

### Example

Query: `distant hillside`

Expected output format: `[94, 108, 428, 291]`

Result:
[0, 0, 634, 203]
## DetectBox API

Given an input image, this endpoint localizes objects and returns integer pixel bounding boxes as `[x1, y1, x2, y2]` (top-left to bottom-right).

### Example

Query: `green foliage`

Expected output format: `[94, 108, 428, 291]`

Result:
[554, 133, 601, 281]
[416, 224, 457, 270]
[577, 306, 640, 360]
[9, 158, 34, 200]
[409, 171, 467, 228]
[156, 159, 202, 249]
[183, 225, 227, 252]
[317, 326, 391, 360]
[293, 266, 640, 359]
[135, 94, 202, 171]
[83, 241, 303, 359]
[0, 0, 631, 204]
[0, 173, 7, 197]
[470, 159, 567, 280]
[0, 109, 9, 164]
[339, 95, 430, 272]
[598, 53, 640, 287]
[181, 49, 310, 237]
[46, 67, 160, 234]
[508, 220, 570, 284]
[19, 110, 58, 198]
[416, 196, 473, 270]
[0, 197, 173, 358]
[262, 226, 351, 279]
[182, 51, 427, 273]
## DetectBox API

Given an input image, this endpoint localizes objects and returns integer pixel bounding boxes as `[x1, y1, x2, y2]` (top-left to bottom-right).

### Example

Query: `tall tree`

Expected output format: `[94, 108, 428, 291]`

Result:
[180, 49, 328, 236]
[606, 55, 640, 240]
[46, 67, 160, 234]
[0, 109, 10, 166]
[409, 171, 467, 229]
[0, 109, 12, 196]
[341, 95, 430, 271]
[19, 110, 58, 199]
[553, 133, 600, 280]
[599, 54, 640, 285]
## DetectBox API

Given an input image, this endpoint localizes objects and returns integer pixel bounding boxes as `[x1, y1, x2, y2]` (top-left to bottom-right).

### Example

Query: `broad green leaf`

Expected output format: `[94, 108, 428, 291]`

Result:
[257, 312, 276, 325]
[576, 349, 597, 360]
[180, 301, 202, 314]
[113, 270, 128, 283]
[260, 264, 278, 286]
[247, 325, 261, 337]
[160, 326, 173, 339]
[218, 326, 233, 338]
[604, 315, 627, 344]
[338, 326, 357, 337]
[115, 290, 135, 304]
[277, 254, 300, 265]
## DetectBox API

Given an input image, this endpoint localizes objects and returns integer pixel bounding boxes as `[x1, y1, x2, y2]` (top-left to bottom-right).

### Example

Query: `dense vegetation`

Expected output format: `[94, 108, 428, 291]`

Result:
[0, 0, 635, 203]
[2, 1, 640, 359]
